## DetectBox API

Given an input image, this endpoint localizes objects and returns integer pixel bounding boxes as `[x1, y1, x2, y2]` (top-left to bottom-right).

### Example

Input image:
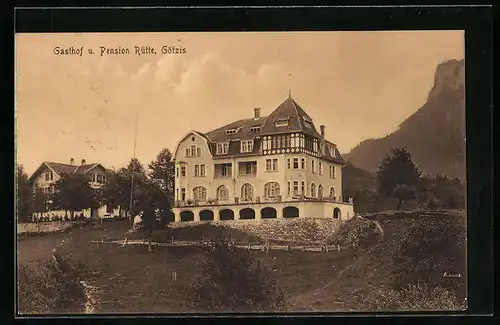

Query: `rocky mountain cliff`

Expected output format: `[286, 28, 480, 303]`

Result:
[344, 59, 465, 181]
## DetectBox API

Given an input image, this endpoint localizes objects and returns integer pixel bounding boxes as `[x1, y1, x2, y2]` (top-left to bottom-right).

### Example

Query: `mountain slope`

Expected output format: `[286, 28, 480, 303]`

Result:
[344, 59, 465, 181]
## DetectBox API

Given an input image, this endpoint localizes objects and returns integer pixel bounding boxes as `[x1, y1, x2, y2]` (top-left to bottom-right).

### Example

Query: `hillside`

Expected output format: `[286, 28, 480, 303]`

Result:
[344, 59, 465, 181]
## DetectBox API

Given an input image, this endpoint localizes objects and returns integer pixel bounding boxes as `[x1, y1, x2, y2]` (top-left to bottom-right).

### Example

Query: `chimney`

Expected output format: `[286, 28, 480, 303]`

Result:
[254, 107, 261, 119]
[320, 125, 325, 138]
[81, 159, 86, 165]
[70, 158, 75, 165]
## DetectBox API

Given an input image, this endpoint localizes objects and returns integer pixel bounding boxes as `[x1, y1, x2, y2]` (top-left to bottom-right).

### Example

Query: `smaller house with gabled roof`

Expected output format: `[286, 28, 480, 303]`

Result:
[29, 158, 117, 219]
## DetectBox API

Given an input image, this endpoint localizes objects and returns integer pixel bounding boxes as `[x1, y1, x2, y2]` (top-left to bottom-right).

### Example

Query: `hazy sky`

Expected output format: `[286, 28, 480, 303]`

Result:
[16, 31, 464, 175]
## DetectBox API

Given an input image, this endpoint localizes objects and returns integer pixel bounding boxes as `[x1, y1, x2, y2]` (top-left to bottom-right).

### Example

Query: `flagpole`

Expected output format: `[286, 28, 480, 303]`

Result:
[129, 110, 138, 220]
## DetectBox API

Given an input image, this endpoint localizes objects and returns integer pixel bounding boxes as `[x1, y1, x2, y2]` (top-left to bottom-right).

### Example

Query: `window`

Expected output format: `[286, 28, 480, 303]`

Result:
[181, 166, 186, 177]
[287, 182, 291, 196]
[97, 174, 104, 183]
[275, 120, 289, 127]
[176, 167, 179, 178]
[265, 158, 279, 172]
[216, 142, 229, 155]
[264, 182, 280, 199]
[176, 188, 179, 200]
[225, 129, 238, 135]
[241, 140, 254, 153]
[311, 183, 317, 198]
[250, 126, 261, 132]
[194, 164, 206, 177]
[312, 160, 315, 173]
[215, 163, 232, 177]
[301, 158, 305, 169]
[293, 181, 299, 196]
[293, 158, 299, 169]
[44, 172, 53, 181]
[329, 187, 335, 199]
[241, 183, 254, 201]
[318, 185, 323, 199]
[181, 188, 186, 201]
[193, 186, 207, 202]
[186, 145, 201, 157]
[330, 165, 336, 178]
[319, 162, 323, 175]
[91, 174, 96, 182]
[287, 159, 291, 169]
[301, 181, 305, 195]
[217, 185, 229, 200]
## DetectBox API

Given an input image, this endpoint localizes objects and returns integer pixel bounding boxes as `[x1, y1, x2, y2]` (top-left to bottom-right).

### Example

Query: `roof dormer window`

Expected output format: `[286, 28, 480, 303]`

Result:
[275, 117, 289, 128]
[225, 128, 240, 135]
[241, 140, 254, 153]
[250, 126, 261, 133]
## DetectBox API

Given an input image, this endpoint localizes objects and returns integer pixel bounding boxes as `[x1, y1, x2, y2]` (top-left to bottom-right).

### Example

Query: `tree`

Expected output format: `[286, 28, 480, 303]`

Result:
[32, 186, 49, 217]
[17, 165, 33, 222]
[53, 173, 99, 218]
[376, 148, 421, 208]
[392, 184, 417, 210]
[101, 159, 149, 218]
[148, 148, 175, 202]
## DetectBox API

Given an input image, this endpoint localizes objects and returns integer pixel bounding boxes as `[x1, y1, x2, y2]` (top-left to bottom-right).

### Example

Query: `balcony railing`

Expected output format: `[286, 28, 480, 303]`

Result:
[237, 173, 257, 178]
[173, 195, 353, 208]
[213, 175, 232, 180]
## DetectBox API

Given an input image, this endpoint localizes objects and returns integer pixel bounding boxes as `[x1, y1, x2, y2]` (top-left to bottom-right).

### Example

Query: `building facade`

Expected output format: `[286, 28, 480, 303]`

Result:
[28, 158, 118, 219]
[172, 95, 354, 223]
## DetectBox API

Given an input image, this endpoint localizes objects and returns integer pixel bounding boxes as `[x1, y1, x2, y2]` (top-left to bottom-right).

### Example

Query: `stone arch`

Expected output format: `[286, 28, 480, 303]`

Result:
[219, 209, 235, 220]
[239, 208, 255, 220]
[261, 207, 277, 219]
[180, 210, 194, 222]
[165, 210, 175, 222]
[334, 208, 341, 219]
[200, 209, 214, 221]
[283, 206, 300, 218]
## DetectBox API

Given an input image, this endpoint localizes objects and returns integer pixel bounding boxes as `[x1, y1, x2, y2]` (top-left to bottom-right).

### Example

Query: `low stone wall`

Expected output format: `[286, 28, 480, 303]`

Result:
[169, 218, 342, 244]
[17, 221, 76, 235]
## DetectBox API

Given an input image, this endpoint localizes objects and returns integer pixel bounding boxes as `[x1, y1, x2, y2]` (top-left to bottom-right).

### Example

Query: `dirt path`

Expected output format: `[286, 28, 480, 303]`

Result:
[287, 252, 366, 311]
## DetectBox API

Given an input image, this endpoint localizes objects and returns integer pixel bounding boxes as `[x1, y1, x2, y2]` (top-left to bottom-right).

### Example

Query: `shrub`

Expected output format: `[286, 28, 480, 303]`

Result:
[390, 214, 466, 299]
[18, 257, 88, 314]
[355, 284, 465, 311]
[188, 239, 284, 312]
[328, 216, 380, 248]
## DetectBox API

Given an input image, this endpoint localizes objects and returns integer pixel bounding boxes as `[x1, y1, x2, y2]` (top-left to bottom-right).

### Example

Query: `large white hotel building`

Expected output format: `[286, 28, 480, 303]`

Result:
[171, 95, 354, 223]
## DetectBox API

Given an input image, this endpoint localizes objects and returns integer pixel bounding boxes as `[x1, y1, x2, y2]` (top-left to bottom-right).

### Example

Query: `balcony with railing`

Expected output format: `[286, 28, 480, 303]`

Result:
[238, 161, 257, 178]
[214, 163, 233, 180]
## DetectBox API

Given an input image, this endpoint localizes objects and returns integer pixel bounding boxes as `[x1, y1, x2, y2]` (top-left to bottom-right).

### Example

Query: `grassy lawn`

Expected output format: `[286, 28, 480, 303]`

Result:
[17, 220, 361, 313]
[17, 213, 466, 313]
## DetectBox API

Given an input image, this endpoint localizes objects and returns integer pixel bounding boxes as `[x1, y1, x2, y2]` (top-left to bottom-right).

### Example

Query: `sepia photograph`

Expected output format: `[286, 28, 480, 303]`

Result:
[15, 30, 467, 314]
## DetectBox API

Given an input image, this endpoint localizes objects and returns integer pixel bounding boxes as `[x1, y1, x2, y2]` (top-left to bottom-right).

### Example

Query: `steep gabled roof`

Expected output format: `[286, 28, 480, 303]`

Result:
[258, 96, 322, 137]
[28, 161, 108, 182]
[205, 117, 267, 142]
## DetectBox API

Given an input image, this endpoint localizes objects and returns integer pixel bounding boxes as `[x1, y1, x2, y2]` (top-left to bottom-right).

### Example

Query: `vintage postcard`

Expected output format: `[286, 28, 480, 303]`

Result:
[15, 31, 466, 314]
